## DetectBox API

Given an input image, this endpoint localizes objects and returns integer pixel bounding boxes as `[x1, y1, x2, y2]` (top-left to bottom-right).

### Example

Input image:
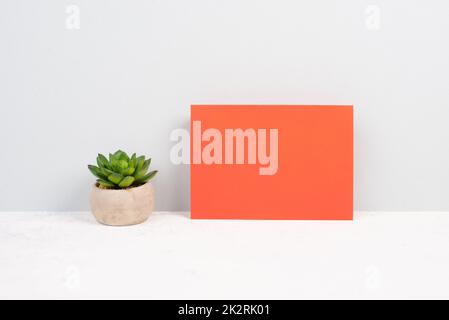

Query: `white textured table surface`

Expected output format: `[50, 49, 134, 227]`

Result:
[1, 211, 449, 300]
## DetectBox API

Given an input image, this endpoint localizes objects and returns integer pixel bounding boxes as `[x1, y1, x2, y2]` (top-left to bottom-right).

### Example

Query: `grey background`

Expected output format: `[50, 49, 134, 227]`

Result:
[1, 0, 448, 211]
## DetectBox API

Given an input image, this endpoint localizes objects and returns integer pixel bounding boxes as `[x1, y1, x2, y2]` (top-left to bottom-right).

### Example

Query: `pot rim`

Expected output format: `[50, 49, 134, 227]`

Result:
[92, 181, 152, 192]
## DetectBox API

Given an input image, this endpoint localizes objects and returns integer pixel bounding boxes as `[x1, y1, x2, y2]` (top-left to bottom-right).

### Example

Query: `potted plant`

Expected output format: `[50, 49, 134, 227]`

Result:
[88, 150, 158, 226]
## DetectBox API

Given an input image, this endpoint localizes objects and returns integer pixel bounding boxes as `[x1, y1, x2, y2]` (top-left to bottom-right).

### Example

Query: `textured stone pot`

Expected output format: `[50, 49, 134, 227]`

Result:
[90, 182, 154, 226]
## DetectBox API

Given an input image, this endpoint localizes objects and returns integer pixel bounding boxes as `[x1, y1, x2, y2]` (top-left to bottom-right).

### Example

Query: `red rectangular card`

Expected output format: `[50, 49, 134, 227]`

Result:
[190, 105, 353, 220]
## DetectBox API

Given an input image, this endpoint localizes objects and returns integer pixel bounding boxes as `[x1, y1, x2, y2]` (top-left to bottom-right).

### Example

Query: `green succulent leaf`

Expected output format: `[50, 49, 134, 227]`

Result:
[134, 169, 145, 181]
[120, 152, 129, 162]
[90, 151, 157, 189]
[110, 158, 118, 170]
[136, 170, 158, 184]
[97, 179, 115, 188]
[112, 150, 122, 159]
[101, 167, 114, 176]
[118, 176, 135, 188]
[123, 166, 135, 176]
[118, 160, 129, 173]
[97, 154, 109, 169]
[88, 165, 108, 180]
[113, 150, 129, 162]
[108, 173, 124, 185]
[141, 158, 151, 172]
[110, 159, 127, 173]
[134, 159, 151, 179]
[130, 153, 137, 168]
[135, 156, 145, 172]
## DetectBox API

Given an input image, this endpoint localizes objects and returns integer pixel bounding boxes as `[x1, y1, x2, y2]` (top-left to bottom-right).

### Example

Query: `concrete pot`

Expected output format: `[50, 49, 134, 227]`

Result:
[90, 182, 154, 226]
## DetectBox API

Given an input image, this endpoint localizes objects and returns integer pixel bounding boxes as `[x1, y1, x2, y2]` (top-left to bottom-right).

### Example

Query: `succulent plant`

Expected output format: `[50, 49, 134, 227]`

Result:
[88, 150, 157, 189]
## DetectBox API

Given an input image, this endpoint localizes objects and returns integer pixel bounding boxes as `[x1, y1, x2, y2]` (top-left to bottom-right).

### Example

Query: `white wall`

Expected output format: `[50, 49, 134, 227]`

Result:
[1, 0, 448, 211]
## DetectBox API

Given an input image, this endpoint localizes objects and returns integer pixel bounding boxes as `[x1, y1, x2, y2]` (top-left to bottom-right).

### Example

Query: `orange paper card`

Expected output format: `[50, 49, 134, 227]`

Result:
[190, 105, 353, 220]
